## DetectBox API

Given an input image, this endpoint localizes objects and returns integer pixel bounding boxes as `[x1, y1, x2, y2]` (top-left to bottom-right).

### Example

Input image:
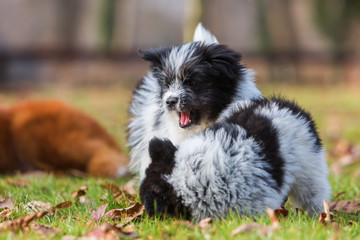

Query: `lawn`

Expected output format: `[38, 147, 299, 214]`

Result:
[0, 83, 359, 239]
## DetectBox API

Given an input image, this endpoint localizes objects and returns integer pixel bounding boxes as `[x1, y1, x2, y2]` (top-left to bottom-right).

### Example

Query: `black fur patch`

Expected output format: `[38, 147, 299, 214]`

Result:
[139, 42, 245, 124]
[140, 138, 188, 217]
[268, 96, 322, 148]
[215, 96, 323, 189]
[216, 99, 285, 189]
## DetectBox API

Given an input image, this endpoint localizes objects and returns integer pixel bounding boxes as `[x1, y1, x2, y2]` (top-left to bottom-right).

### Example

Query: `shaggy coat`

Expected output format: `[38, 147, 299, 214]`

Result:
[140, 97, 331, 221]
[128, 23, 262, 181]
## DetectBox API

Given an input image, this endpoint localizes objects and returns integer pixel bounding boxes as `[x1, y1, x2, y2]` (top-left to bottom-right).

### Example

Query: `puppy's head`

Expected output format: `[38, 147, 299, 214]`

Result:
[139, 42, 243, 129]
[140, 138, 186, 217]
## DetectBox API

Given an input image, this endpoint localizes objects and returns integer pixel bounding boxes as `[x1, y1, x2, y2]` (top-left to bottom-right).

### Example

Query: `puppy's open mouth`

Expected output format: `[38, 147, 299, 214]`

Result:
[179, 111, 193, 128]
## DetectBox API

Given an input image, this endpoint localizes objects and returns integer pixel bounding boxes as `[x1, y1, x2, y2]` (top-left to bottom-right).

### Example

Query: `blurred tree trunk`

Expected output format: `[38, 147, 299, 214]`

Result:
[98, 0, 116, 52]
[55, 0, 83, 51]
[183, 0, 202, 42]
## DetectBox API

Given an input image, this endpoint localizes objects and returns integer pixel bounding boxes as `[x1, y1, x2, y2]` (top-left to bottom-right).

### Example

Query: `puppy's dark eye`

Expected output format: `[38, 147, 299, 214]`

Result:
[183, 77, 197, 87]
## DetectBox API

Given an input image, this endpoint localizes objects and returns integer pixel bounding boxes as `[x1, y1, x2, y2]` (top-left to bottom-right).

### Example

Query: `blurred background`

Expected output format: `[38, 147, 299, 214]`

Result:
[0, 0, 360, 87]
[0, 0, 359, 176]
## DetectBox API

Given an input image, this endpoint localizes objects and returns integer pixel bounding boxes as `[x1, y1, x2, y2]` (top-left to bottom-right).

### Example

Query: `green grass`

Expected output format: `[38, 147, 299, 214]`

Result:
[1, 83, 360, 239]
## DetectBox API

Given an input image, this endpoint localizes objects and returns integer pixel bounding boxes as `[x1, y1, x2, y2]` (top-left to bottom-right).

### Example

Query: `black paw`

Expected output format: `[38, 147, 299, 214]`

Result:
[140, 182, 171, 216]
[139, 138, 187, 217]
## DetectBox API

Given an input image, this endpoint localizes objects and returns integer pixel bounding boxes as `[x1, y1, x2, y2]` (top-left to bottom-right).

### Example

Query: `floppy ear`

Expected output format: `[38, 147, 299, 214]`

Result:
[205, 44, 242, 79]
[138, 47, 170, 68]
[193, 22, 219, 44]
[149, 138, 177, 165]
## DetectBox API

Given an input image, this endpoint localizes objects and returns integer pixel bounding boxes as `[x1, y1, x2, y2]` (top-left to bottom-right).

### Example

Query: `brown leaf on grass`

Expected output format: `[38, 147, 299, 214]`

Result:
[25, 201, 51, 213]
[173, 220, 195, 229]
[31, 224, 61, 236]
[123, 180, 137, 195]
[231, 222, 279, 237]
[0, 209, 49, 231]
[319, 200, 332, 225]
[85, 223, 139, 239]
[102, 182, 137, 204]
[231, 223, 263, 236]
[274, 206, 289, 218]
[334, 191, 346, 200]
[7, 178, 30, 187]
[113, 189, 136, 203]
[71, 186, 88, 199]
[0, 200, 72, 232]
[232, 208, 280, 237]
[330, 141, 360, 175]
[54, 201, 72, 210]
[101, 183, 120, 192]
[198, 217, 212, 229]
[0, 197, 14, 210]
[106, 203, 144, 224]
[330, 200, 360, 213]
[122, 224, 136, 233]
[0, 208, 13, 221]
[266, 208, 280, 227]
[92, 204, 108, 223]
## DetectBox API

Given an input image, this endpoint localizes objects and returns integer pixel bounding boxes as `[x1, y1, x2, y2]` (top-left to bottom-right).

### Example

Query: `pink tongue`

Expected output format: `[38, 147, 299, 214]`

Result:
[180, 112, 190, 126]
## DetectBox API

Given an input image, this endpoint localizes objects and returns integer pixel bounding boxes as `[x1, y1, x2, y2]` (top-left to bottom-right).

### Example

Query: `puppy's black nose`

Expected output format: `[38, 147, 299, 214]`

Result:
[166, 97, 178, 107]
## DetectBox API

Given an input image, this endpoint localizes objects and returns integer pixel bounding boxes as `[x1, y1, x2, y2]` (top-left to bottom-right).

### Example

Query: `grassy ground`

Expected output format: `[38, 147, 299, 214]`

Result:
[0, 83, 359, 239]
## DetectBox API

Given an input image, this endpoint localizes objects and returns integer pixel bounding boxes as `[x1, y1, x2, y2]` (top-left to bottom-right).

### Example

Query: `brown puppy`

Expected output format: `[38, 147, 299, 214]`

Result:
[0, 100, 129, 177]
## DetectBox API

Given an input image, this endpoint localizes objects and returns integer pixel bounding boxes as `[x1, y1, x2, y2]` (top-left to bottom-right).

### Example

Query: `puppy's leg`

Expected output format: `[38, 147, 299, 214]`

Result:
[288, 154, 331, 215]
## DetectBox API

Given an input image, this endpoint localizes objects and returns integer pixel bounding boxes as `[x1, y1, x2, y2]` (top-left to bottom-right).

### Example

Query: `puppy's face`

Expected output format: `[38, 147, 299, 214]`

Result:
[140, 42, 243, 129]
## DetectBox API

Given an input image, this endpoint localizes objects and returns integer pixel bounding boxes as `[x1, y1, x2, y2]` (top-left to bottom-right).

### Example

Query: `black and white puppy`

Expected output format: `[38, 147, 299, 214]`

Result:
[128, 23, 262, 180]
[140, 97, 331, 221]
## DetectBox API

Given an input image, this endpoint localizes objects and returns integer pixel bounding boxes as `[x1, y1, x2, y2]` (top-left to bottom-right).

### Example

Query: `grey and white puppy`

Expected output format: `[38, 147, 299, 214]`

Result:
[140, 97, 331, 222]
[127, 23, 262, 181]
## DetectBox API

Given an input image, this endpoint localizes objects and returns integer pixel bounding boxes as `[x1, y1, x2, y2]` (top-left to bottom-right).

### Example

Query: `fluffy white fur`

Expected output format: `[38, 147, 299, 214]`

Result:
[128, 23, 262, 181]
[164, 99, 330, 221]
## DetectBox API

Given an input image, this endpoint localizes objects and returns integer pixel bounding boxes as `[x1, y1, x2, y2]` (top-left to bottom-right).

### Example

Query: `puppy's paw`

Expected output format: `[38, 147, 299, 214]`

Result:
[140, 182, 170, 216]
[149, 138, 176, 166]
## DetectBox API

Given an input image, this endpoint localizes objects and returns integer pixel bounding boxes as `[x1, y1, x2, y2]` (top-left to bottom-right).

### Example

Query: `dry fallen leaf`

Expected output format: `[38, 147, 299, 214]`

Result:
[330, 141, 360, 175]
[106, 202, 144, 220]
[31, 224, 61, 236]
[92, 204, 108, 223]
[231, 222, 263, 236]
[85, 223, 139, 239]
[334, 192, 346, 200]
[266, 208, 280, 227]
[0, 209, 13, 221]
[319, 200, 332, 225]
[107, 203, 144, 227]
[123, 180, 137, 195]
[102, 182, 137, 204]
[0, 197, 14, 210]
[7, 179, 30, 187]
[173, 220, 195, 229]
[198, 217, 212, 229]
[25, 201, 51, 213]
[113, 189, 136, 204]
[54, 201, 72, 210]
[232, 208, 280, 237]
[0, 200, 72, 232]
[330, 200, 360, 213]
[101, 183, 120, 192]
[71, 186, 88, 199]
[274, 206, 289, 218]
